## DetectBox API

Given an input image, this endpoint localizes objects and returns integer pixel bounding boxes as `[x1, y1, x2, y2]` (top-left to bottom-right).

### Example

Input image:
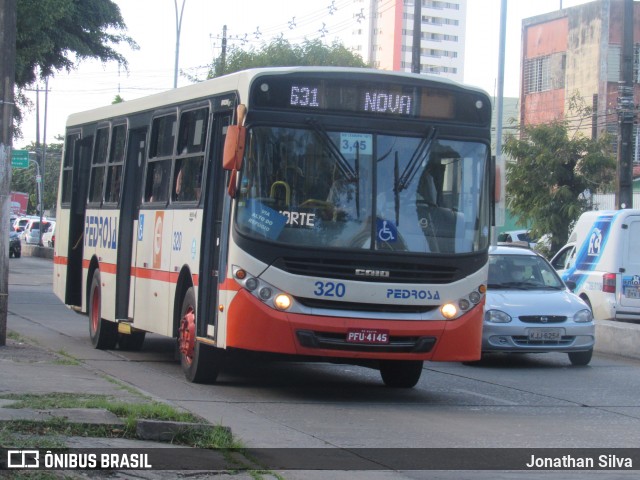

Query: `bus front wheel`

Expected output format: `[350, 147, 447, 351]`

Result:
[88, 270, 117, 350]
[178, 287, 223, 383]
[379, 360, 423, 388]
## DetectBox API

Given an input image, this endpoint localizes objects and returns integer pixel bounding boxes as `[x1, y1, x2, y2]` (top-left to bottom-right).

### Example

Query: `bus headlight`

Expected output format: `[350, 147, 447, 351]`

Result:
[274, 294, 292, 310]
[232, 265, 295, 312]
[245, 277, 258, 291]
[441, 303, 458, 319]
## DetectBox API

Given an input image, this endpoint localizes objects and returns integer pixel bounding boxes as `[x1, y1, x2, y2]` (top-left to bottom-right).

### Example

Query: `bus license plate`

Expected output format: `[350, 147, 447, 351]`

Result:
[346, 328, 389, 344]
[625, 287, 639, 299]
[528, 328, 561, 341]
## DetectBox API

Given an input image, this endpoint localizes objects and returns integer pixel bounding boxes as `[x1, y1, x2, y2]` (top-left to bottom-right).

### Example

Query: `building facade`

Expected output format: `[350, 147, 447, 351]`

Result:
[520, 0, 640, 147]
[348, 0, 466, 82]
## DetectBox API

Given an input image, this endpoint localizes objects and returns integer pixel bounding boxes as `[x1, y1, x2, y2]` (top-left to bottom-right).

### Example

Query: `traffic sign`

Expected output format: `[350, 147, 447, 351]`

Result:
[11, 149, 29, 168]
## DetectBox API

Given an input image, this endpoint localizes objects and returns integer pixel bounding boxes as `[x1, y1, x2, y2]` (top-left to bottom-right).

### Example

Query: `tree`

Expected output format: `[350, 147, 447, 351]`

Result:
[13, 0, 136, 136]
[207, 38, 368, 78]
[11, 136, 62, 216]
[502, 121, 616, 256]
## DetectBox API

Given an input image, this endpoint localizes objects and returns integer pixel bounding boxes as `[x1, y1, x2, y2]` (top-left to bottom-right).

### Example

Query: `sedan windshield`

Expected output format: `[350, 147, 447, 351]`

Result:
[236, 126, 490, 254]
[489, 254, 565, 290]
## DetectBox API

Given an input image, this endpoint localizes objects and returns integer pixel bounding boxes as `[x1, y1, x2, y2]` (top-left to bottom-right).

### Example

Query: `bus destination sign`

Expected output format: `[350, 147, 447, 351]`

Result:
[251, 74, 490, 125]
[290, 85, 414, 116]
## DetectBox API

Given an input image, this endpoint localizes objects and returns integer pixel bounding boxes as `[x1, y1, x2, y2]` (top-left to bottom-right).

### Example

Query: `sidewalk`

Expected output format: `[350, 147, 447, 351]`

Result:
[0, 334, 271, 479]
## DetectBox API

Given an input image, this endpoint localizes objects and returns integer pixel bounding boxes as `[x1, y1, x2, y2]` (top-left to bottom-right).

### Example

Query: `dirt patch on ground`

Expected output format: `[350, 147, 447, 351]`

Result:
[0, 338, 59, 364]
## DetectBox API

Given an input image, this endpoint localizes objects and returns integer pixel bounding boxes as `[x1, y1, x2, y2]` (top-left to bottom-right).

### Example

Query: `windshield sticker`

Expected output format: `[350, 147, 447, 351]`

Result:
[279, 210, 316, 228]
[340, 133, 372, 155]
[376, 218, 398, 243]
[239, 199, 286, 240]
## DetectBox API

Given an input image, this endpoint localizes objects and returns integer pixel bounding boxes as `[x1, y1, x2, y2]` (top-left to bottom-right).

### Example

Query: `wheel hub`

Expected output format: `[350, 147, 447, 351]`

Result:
[179, 307, 196, 364]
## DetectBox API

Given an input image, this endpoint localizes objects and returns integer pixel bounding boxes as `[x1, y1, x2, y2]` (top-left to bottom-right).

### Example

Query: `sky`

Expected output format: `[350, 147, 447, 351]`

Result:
[18, 0, 593, 148]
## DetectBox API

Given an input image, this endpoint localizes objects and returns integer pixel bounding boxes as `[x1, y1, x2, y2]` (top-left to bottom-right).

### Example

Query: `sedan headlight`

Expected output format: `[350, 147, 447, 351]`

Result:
[484, 309, 512, 323]
[573, 309, 593, 323]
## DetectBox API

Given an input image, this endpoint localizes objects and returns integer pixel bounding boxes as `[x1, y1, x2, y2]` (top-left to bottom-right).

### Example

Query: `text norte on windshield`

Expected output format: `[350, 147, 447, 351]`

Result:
[85, 215, 117, 249]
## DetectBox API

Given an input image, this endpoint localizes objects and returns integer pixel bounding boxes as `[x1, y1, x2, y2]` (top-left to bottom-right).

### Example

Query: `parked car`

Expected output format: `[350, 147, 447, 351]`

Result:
[12, 216, 36, 233]
[9, 231, 21, 258]
[479, 245, 595, 365]
[497, 229, 537, 249]
[21, 219, 53, 245]
[42, 221, 56, 247]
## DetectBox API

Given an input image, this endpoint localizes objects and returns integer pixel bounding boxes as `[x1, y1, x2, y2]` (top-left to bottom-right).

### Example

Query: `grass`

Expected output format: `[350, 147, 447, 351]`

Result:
[52, 350, 80, 366]
[0, 393, 241, 450]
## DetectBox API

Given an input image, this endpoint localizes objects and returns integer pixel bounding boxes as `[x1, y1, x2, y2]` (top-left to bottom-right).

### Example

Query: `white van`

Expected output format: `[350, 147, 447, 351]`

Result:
[550, 209, 640, 322]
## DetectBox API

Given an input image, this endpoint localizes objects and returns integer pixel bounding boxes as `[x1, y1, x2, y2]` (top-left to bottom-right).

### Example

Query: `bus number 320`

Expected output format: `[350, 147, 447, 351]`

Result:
[313, 281, 346, 298]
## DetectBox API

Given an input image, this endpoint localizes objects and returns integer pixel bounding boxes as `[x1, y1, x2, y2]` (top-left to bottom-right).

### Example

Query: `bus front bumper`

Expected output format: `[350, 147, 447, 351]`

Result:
[225, 289, 483, 362]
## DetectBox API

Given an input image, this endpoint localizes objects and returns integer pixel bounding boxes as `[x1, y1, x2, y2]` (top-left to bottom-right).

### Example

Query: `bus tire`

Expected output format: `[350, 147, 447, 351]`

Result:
[118, 331, 146, 351]
[379, 360, 423, 388]
[178, 287, 223, 383]
[88, 270, 118, 350]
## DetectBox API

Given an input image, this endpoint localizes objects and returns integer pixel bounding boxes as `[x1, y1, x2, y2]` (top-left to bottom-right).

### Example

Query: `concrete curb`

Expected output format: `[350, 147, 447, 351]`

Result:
[595, 319, 640, 360]
[20, 244, 54, 259]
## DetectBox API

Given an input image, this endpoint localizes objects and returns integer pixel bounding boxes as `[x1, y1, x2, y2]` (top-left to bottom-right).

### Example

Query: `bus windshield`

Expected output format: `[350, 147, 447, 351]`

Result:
[235, 125, 489, 254]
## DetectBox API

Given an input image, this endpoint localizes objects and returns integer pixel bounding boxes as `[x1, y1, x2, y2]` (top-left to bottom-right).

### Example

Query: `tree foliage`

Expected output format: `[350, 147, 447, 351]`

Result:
[12, 0, 136, 138]
[15, 0, 136, 88]
[208, 38, 368, 78]
[502, 121, 616, 255]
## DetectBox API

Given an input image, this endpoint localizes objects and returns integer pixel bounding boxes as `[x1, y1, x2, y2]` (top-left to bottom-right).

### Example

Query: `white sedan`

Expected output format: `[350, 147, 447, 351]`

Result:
[480, 245, 595, 365]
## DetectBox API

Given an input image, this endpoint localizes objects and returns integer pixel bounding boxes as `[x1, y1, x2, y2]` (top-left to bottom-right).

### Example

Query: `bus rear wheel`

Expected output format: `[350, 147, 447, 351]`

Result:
[88, 270, 117, 349]
[379, 360, 423, 388]
[178, 287, 223, 383]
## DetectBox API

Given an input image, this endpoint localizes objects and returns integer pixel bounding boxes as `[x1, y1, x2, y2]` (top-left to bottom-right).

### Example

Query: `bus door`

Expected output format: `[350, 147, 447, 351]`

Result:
[198, 111, 232, 344]
[65, 135, 93, 307]
[115, 127, 147, 320]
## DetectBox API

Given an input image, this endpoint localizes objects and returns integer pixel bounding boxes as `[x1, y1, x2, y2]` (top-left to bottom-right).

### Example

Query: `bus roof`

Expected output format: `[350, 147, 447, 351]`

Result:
[65, 66, 490, 129]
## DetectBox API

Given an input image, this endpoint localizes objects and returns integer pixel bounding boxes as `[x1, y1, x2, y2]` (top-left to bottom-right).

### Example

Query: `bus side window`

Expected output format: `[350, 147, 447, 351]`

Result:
[145, 160, 171, 203]
[104, 124, 126, 204]
[88, 127, 109, 204]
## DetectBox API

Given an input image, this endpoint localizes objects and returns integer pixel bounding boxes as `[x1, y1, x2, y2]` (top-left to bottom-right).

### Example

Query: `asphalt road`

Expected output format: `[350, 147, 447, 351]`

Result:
[6, 256, 640, 479]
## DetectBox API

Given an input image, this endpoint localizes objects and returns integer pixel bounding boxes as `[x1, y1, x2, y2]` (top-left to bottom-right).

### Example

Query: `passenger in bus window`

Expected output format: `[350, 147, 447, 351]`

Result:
[148, 162, 168, 203]
[173, 158, 203, 203]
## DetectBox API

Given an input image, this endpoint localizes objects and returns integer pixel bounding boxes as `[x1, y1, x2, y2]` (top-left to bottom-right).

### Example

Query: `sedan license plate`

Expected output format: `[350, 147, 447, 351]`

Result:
[346, 328, 389, 344]
[528, 328, 562, 341]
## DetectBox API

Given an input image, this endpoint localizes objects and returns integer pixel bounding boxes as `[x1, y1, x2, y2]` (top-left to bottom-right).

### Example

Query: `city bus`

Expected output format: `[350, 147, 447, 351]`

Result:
[53, 67, 493, 388]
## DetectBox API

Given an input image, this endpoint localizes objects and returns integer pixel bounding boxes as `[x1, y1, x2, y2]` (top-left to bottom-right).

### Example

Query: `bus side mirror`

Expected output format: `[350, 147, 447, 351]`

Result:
[223, 104, 247, 171]
[224, 104, 247, 198]
[223, 125, 246, 171]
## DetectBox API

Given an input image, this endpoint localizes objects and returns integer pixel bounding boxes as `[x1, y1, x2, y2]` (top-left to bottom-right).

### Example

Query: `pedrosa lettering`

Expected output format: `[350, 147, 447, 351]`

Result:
[386, 288, 440, 300]
[85, 215, 118, 249]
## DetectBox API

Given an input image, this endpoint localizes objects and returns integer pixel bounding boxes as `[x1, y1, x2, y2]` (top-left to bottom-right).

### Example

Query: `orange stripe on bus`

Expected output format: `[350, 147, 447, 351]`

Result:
[65, 260, 200, 286]
[53, 256, 68, 265]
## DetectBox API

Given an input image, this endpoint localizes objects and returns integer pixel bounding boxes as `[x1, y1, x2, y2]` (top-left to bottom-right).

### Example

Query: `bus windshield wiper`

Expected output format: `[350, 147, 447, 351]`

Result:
[395, 127, 437, 193]
[308, 119, 358, 182]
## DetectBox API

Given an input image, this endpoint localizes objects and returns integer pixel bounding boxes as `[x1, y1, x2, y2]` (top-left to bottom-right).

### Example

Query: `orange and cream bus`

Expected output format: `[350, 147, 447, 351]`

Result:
[53, 67, 492, 388]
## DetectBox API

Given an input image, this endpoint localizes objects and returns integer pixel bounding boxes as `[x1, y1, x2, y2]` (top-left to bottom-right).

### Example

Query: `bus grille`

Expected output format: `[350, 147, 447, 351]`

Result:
[295, 297, 438, 314]
[276, 257, 457, 284]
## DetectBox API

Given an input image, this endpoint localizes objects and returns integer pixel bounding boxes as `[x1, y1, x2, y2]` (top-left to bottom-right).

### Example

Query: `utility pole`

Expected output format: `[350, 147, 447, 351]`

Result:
[411, 0, 421, 73]
[220, 25, 227, 76]
[616, 0, 634, 209]
[173, 0, 186, 88]
[0, 0, 17, 347]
